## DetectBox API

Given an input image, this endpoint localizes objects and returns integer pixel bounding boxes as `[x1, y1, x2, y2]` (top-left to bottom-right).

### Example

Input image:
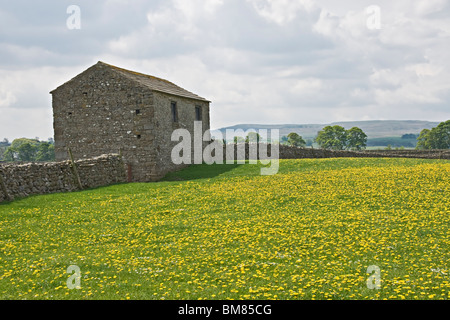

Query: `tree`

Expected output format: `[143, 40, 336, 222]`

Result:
[416, 129, 431, 150]
[416, 120, 450, 150]
[2, 148, 16, 161]
[280, 136, 289, 145]
[233, 136, 245, 144]
[2, 138, 55, 162]
[10, 138, 40, 150]
[0, 138, 9, 146]
[434, 120, 450, 148]
[245, 132, 261, 143]
[36, 142, 55, 162]
[17, 143, 37, 161]
[346, 127, 368, 150]
[8, 138, 39, 162]
[315, 125, 348, 150]
[287, 132, 306, 147]
[315, 126, 367, 150]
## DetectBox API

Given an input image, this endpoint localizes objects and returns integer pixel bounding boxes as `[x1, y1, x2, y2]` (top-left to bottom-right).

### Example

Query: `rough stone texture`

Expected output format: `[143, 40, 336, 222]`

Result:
[277, 145, 450, 159]
[361, 149, 450, 159]
[220, 143, 450, 161]
[51, 61, 210, 182]
[0, 154, 126, 203]
[153, 91, 211, 174]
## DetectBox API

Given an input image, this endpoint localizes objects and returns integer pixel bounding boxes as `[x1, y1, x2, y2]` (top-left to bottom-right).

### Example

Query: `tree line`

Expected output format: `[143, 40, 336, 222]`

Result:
[0, 138, 55, 162]
[280, 120, 449, 151]
[280, 126, 368, 150]
[1, 120, 448, 162]
[223, 126, 368, 150]
[416, 120, 450, 150]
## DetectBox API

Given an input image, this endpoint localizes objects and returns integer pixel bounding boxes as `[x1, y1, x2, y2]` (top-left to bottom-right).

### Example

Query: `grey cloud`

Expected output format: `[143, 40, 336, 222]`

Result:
[0, 0, 449, 139]
[0, 0, 163, 68]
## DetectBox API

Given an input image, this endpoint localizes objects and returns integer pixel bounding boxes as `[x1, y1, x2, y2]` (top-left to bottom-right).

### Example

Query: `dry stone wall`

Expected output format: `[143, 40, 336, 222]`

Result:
[220, 143, 450, 160]
[0, 154, 126, 203]
[362, 149, 450, 159]
[278, 145, 450, 159]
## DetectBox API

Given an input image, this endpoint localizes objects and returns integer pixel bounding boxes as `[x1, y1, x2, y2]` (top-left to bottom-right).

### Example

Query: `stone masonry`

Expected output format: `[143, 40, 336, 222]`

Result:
[0, 154, 126, 203]
[222, 143, 450, 161]
[51, 61, 211, 182]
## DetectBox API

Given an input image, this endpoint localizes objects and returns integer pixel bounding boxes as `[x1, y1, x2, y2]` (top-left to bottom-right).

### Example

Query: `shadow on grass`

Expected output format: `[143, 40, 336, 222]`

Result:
[0, 181, 133, 207]
[0, 163, 254, 205]
[161, 163, 244, 181]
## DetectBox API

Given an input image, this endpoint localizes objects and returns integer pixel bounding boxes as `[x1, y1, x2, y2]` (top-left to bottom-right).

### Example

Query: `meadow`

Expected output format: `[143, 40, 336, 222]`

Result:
[0, 158, 449, 300]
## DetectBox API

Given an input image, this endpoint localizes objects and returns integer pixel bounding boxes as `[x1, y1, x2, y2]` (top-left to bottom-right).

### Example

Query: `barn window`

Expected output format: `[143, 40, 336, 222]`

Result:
[195, 106, 202, 121]
[137, 134, 141, 139]
[136, 109, 141, 115]
[171, 101, 178, 122]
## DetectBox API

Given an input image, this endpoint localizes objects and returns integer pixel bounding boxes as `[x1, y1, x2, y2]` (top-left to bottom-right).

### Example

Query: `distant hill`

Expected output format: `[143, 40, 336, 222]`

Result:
[214, 120, 441, 140]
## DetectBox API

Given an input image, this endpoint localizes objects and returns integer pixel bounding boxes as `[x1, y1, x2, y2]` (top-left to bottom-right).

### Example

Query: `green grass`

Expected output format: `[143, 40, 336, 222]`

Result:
[0, 158, 449, 300]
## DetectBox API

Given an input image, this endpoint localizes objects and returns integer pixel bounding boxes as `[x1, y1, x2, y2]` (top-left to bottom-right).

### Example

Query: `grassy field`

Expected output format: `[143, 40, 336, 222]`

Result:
[0, 158, 449, 300]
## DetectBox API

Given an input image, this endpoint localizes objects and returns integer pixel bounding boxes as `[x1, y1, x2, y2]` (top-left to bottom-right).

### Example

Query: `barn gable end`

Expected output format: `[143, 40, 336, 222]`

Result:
[51, 61, 211, 182]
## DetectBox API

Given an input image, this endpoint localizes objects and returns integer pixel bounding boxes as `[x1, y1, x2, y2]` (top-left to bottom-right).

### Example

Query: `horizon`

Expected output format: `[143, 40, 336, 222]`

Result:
[0, 119, 445, 142]
[213, 119, 442, 129]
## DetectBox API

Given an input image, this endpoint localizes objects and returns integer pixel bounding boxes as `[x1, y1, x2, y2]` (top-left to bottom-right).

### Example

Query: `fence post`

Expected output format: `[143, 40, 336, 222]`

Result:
[127, 164, 132, 183]
[67, 148, 83, 190]
[0, 168, 12, 202]
[118, 148, 129, 182]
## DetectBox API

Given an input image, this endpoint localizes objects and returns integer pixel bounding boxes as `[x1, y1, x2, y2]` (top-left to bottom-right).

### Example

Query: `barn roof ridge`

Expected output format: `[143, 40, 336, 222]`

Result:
[51, 61, 210, 103]
[98, 61, 210, 102]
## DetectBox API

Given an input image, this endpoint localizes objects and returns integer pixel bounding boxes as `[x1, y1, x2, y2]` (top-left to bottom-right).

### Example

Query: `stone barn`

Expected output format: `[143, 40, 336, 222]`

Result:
[51, 61, 211, 182]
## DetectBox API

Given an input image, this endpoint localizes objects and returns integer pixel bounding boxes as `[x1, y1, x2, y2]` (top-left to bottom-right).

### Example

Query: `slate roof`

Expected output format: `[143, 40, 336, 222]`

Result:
[51, 61, 210, 103]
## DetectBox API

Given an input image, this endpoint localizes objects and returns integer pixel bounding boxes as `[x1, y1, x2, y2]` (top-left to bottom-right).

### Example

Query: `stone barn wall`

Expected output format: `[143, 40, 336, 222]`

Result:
[51, 62, 212, 183]
[0, 154, 126, 203]
[52, 64, 158, 182]
[153, 91, 211, 177]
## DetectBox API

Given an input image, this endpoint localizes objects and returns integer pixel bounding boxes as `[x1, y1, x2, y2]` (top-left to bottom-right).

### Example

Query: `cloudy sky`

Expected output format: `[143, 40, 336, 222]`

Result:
[0, 0, 449, 140]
